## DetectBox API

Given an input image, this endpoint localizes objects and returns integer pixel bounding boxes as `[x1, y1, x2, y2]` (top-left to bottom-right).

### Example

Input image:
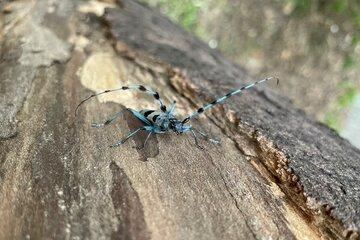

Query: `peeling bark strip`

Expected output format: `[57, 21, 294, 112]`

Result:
[0, 0, 358, 239]
[104, 0, 360, 238]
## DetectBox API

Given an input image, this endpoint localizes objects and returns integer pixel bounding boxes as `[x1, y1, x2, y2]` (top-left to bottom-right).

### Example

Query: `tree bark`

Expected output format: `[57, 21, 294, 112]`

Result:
[0, 0, 359, 239]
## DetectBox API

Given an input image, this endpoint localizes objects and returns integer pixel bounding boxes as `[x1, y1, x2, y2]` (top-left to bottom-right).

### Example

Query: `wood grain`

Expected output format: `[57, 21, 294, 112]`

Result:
[0, 0, 358, 239]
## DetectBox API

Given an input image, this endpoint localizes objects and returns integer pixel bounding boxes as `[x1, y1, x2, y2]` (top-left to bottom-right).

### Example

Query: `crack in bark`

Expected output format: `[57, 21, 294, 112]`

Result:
[172, 84, 345, 239]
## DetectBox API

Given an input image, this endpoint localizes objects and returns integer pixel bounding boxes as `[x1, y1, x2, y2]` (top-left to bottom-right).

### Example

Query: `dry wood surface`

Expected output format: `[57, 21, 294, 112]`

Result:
[0, 0, 359, 239]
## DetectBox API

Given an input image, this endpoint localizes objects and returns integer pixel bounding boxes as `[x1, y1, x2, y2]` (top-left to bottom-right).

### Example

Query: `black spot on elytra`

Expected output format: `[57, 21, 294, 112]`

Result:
[122, 86, 129, 90]
[152, 115, 159, 122]
[144, 110, 155, 117]
[153, 92, 160, 99]
[138, 85, 146, 91]
[197, 108, 204, 113]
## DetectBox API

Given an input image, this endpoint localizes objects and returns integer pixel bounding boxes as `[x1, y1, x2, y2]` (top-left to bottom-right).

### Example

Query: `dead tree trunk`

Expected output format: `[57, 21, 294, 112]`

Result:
[0, 0, 359, 239]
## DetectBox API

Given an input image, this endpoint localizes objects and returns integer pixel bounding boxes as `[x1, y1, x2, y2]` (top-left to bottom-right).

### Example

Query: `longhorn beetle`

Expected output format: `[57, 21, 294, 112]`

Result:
[75, 77, 278, 149]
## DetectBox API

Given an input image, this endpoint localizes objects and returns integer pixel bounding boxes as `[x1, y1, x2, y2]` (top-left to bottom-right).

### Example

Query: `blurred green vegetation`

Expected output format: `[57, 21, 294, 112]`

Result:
[288, 0, 359, 70]
[143, 0, 359, 67]
[144, 0, 201, 31]
[325, 82, 358, 131]
[343, 54, 356, 70]
[287, 0, 312, 13]
[142, 0, 360, 131]
[143, 0, 215, 37]
[142, 0, 229, 39]
[325, 112, 340, 131]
